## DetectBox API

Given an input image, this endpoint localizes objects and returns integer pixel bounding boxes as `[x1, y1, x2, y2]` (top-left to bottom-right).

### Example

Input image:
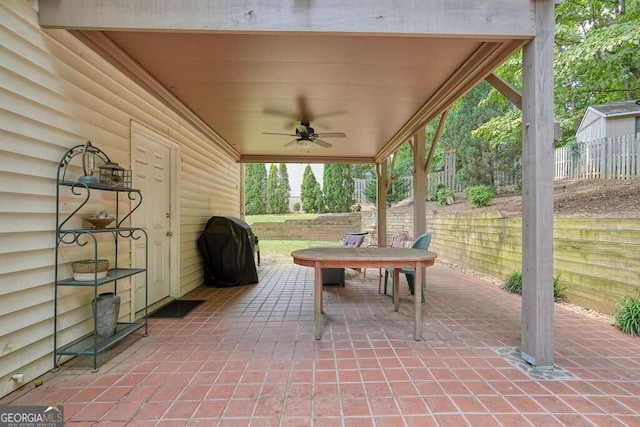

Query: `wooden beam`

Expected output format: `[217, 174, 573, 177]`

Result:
[486, 73, 523, 110]
[39, 0, 536, 37]
[376, 162, 388, 247]
[424, 109, 450, 173]
[520, 0, 555, 368]
[239, 155, 374, 164]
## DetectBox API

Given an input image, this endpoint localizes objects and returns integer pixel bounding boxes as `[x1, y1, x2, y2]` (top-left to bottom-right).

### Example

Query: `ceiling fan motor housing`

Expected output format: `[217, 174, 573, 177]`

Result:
[296, 123, 315, 140]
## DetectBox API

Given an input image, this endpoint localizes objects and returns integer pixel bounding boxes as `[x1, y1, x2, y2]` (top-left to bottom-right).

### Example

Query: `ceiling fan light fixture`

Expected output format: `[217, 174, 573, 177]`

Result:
[298, 139, 313, 147]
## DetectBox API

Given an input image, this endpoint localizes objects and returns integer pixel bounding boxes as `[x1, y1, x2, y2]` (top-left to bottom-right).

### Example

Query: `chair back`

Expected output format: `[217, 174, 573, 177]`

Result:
[390, 231, 413, 248]
[411, 232, 432, 251]
[342, 233, 367, 248]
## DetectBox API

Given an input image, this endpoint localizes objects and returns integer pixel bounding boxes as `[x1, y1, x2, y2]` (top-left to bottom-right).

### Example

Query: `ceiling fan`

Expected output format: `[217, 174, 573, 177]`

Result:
[262, 95, 346, 148]
[263, 122, 346, 148]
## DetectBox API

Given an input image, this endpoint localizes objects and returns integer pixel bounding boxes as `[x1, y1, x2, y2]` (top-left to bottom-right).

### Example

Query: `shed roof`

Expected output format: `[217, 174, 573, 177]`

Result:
[590, 100, 640, 118]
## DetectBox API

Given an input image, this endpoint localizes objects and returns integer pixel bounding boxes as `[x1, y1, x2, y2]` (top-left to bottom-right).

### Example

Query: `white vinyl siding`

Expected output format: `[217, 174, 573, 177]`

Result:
[575, 108, 603, 142]
[0, 0, 240, 397]
[607, 116, 639, 139]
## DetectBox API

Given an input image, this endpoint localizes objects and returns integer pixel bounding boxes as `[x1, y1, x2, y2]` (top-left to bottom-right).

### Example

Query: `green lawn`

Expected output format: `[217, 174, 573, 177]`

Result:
[257, 239, 338, 264]
[258, 239, 337, 254]
[245, 213, 319, 225]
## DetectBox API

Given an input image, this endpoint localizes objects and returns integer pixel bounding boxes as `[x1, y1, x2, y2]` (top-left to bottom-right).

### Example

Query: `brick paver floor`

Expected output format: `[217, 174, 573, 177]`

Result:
[3, 263, 639, 426]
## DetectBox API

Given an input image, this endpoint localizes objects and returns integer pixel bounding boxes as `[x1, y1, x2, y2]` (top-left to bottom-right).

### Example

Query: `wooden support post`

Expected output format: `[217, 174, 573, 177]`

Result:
[521, 0, 555, 368]
[413, 131, 426, 238]
[376, 162, 388, 247]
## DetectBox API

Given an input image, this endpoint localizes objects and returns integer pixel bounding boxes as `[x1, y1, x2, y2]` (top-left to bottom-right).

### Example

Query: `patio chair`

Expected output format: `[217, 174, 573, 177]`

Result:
[322, 232, 367, 286]
[382, 232, 432, 302]
[364, 231, 413, 292]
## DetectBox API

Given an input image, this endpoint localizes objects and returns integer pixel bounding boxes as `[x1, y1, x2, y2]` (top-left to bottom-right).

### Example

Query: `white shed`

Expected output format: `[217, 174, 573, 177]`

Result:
[576, 100, 640, 142]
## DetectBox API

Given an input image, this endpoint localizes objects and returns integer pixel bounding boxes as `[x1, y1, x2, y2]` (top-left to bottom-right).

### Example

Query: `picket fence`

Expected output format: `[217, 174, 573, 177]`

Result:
[555, 134, 640, 180]
[353, 134, 640, 204]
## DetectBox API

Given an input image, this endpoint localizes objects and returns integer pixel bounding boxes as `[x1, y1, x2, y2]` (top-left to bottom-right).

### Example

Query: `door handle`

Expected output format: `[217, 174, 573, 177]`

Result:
[166, 231, 173, 237]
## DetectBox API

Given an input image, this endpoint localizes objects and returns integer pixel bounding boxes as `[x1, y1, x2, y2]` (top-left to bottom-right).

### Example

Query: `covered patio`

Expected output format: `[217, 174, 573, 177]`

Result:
[3, 264, 639, 425]
[38, 0, 558, 368]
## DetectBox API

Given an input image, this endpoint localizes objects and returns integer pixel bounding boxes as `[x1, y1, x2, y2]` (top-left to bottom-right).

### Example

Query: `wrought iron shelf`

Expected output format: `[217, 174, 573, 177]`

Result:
[56, 322, 146, 356]
[59, 180, 140, 193]
[56, 268, 146, 287]
[58, 226, 146, 237]
[54, 143, 148, 372]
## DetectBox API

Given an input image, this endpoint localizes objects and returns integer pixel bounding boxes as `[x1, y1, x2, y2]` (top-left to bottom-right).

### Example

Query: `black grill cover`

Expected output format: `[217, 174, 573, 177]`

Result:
[197, 216, 258, 287]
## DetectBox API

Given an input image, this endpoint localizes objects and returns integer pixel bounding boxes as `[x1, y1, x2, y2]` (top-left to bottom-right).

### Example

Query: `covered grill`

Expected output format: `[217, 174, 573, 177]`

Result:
[197, 216, 259, 287]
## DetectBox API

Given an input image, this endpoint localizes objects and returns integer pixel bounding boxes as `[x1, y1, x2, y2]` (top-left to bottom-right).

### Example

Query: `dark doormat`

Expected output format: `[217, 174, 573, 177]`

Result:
[149, 300, 204, 318]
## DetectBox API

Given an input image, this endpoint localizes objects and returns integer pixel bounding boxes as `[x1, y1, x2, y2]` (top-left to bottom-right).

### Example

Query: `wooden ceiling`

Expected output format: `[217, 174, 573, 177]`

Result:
[39, 0, 533, 163]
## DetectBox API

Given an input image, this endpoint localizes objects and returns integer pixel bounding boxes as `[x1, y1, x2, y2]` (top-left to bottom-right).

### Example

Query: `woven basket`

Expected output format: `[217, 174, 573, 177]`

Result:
[72, 259, 109, 274]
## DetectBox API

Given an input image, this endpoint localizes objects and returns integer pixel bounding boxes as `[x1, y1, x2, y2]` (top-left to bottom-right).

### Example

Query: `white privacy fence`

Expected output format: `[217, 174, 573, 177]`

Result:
[555, 134, 640, 180]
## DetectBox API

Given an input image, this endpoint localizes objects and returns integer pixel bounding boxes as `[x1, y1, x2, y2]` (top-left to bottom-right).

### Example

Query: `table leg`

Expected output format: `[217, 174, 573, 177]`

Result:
[314, 263, 323, 340]
[414, 263, 423, 340]
[393, 268, 400, 312]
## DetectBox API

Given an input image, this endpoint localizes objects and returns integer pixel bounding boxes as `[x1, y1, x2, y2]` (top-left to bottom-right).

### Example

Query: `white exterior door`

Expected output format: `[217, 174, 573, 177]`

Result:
[132, 125, 173, 312]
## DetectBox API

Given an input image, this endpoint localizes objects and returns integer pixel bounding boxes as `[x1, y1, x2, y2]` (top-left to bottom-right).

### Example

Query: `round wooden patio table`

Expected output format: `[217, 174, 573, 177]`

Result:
[291, 247, 437, 340]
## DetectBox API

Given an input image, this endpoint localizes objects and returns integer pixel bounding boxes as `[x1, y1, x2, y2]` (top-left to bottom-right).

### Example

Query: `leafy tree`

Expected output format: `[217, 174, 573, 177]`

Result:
[473, 1, 640, 147]
[277, 163, 291, 213]
[323, 164, 354, 212]
[391, 142, 415, 177]
[301, 165, 324, 213]
[363, 175, 410, 207]
[437, 82, 518, 188]
[363, 155, 411, 207]
[244, 163, 267, 215]
[266, 164, 281, 214]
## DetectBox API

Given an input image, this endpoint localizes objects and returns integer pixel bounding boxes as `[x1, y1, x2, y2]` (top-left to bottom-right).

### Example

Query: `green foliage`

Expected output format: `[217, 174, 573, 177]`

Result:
[615, 294, 640, 337]
[301, 165, 324, 213]
[262, 163, 291, 214]
[391, 142, 415, 177]
[363, 175, 410, 207]
[464, 185, 496, 207]
[244, 163, 267, 215]
[435, 186, 455, 205]
[323, 164, 354, 212]
[363, 154, 410, 207]
[480, 2, 640, 148]
[277, 163, 291, 213]
[554, 2, 640, 143]
[437, 83, 520, 188]
[293, 202, 300, 212]
[266, 164, 280, 214]
[553, 275, 567, 301]
[501, 271, 523, 294]
[502, 270, 567, 301]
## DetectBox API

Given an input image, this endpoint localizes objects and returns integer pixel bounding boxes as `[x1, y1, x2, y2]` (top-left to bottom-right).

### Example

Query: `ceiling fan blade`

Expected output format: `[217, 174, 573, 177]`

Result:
[314, 110, 346, 120]
[315, 132, 346, 138]
[284, 138, 299, 147]
[263, 132, 298, 136]
[263, 108, 298, 120]
[313, 138, 332, 148]
[297, 95, 312, 124]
